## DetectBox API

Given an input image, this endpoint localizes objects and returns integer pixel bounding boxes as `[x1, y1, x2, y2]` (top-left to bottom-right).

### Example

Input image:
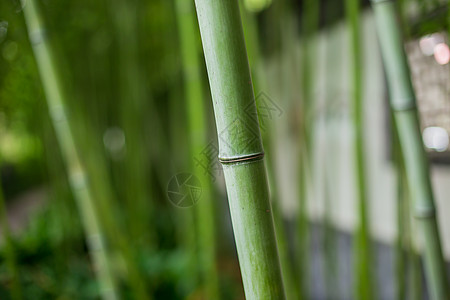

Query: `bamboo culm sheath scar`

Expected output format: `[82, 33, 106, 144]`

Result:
[370, 0, 449, 299]
[22, 1, 119, 299]
[193, 0, 286, 298]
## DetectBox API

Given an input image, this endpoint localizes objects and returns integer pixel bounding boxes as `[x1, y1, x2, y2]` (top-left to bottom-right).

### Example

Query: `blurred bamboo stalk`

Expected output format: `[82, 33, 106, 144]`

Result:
[111, 0, 154, 245]
[0, 163, 22, 300]
[174, 0, 220, 298]
[393, 120, 407, 300]
[22, 1, 119, 299]
[344, 0, 375, 298]
[239, 3, 299, 299]
[109, 5, 160, 296]
[371, 0, 449, 299]
[297, 0, 320, 297]
[322, 25, 341, 299]
[193, 0, 285, 298]
[394, 119, 423, 299]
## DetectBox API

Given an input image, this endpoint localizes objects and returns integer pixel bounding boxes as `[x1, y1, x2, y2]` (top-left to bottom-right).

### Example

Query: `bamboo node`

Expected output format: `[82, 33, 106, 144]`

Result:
[391, 99, 417, 112]
[370, 0, 392, 3]
[218, 152, 265, 164]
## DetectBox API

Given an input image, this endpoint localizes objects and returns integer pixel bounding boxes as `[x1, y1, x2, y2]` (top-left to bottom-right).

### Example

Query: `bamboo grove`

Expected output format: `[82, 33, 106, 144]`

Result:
[0, 0, 449, 299]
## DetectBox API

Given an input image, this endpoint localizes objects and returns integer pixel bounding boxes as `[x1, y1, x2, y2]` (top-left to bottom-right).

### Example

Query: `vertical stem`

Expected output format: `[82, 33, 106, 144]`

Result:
[393, 119, 407, 300]
[298, 0, 320, 296]
[322, 25, 341, 300]
[239, 4, 299, 299]
[344, 0, 374, 299]
[175, 0, 220, 298]
[371, 1, 449, 299]
[111, 0, 154, 246]
[22, 1, 119, 299]
[193, 0, 285, 298]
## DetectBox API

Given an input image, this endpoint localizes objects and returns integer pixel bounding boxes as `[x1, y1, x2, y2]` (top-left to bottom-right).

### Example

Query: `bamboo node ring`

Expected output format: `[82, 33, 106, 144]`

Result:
[391, 99, 417, 112]
[218, 152, 265, 164]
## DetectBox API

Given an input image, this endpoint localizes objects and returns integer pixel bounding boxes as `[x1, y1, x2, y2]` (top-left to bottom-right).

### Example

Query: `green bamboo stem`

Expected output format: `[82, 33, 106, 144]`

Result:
[111, 0, 154, 246]
[371, 1, 449, 299]
[298, 0, 320, 296]
[193, 0, 285, 298]
[344, 0, 375, 299]
[22, 1, 119, 299]
[393, 118, 407, 300]
[322, 26, 341, 299]
[239, 4, 299, 299]
[402, 161, 422, 300]
[110, 6, 160, 296]
[0, 165, 22, 300]
[395, 131, 423, 300]
[174, 0, 220, 298]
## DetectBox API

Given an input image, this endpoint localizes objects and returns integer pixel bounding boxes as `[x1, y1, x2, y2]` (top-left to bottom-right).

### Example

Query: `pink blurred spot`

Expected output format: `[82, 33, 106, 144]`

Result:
[434, 43, 450, 65]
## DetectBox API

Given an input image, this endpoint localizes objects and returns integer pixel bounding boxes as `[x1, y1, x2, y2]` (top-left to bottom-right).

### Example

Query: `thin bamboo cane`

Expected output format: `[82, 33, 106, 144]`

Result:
[322, 26, 341, 299]
[344, 0, 375, 299]
[193, 0, 285, 298]
[239, 4, 299, 299]
[298, 0, 320, 296]
[371, 1, 449, 299]
[111, 0, 154, 246]
[22, 1, 119, 299]
[0, 165, 22, 300]
[393, 118, 407, 300]
[174, 0, 220, 298]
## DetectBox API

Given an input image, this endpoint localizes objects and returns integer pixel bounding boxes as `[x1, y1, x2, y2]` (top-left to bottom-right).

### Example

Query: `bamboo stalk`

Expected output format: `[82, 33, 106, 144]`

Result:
[22, 1, 119, 299]
[239, 4, 299, 299]
[344, 0, 375, 299]
[174, 0, 220, 298]
[322, 24, 341, 299]
[393, 119, 407, 300]
[110, 0, 154, 246]
[371, 1, 449, 299]
[193, 0, 285, 298]
[298, 0, 320, 296]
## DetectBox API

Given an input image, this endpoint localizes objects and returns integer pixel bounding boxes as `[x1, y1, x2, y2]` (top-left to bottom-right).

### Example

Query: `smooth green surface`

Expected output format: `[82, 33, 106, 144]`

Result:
[194, 0, 263, 161]
[223, 160, 285, 299]
[194, 0, 285, 298]
[372, 1, 449, 299]
[22, 1, 119, 299]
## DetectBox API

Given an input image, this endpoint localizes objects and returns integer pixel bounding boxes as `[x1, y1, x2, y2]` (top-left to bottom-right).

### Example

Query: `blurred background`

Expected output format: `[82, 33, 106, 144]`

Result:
[0, 0, 449, 299]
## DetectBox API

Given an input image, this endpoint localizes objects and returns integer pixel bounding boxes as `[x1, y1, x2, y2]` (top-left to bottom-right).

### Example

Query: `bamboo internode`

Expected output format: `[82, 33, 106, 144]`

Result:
[371, 1, 449, 299]
[22, 1, 119, 299]
[194, 0, 286, 298]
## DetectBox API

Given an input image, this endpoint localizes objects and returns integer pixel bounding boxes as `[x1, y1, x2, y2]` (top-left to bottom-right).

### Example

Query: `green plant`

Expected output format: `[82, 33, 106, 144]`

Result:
[193, 0, 285, 297]
[371, 0, 449, 299]
[22, 1, 119, 299]
[344, 0, 375, 298]
[174, 0, 220, 298]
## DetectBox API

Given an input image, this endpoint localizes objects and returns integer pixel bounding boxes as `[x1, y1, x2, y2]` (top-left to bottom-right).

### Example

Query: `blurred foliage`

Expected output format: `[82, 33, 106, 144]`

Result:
[0, 0, 448, 298]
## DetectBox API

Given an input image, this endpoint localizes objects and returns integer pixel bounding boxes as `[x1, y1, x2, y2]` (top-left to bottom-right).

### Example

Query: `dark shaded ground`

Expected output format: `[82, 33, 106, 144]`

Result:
[0, 187, 47, 244]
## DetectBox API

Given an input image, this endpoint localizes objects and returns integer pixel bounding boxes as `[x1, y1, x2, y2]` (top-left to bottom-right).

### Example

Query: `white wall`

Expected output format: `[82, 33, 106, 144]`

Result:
[264, 11, 450, 260]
